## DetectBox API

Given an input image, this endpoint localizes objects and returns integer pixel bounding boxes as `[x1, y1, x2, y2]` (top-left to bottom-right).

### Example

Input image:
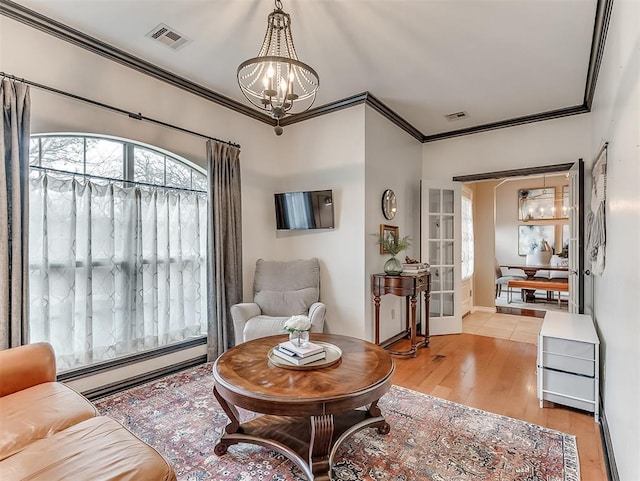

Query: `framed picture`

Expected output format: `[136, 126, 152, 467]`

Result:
[518, 224, 555, 255]
[380, 224, 399, 255]
[518, 187, 556, 220]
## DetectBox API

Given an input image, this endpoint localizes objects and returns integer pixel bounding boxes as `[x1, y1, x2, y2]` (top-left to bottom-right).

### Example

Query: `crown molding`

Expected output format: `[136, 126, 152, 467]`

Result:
[584, 0, 615, 109]
[279, 92, 368, 127]
[280, 92, 424, 142]
[423, 104, 590, 143]
[0, 0, 272, 125]
[1, 0, 612, 142]
[365, 93, 424, 142]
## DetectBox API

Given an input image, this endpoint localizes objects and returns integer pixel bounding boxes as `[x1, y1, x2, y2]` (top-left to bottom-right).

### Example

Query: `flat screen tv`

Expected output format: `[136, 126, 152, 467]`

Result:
[274, 189, 335, 230]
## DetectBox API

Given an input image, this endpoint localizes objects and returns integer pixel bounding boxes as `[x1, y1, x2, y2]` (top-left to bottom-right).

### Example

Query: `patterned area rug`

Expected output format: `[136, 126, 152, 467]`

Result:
[95, 363, 579, 481]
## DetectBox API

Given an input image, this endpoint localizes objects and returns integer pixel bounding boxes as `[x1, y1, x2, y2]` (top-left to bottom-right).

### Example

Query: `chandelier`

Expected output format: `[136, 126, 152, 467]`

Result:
[237, 0, 319, 135]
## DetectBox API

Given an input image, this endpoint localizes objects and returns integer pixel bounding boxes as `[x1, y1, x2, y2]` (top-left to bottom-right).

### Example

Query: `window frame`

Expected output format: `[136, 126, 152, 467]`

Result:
[30, 133, 207, 192]
[28, 133, 209, 374]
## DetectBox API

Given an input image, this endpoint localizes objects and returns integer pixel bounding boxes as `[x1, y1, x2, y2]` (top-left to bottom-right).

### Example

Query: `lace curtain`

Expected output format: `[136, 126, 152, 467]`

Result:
[29, 173, 207, 370]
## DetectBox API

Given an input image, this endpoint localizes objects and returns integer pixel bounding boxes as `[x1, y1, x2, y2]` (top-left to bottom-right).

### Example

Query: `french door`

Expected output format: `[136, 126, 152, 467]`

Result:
[421, 181, 462, 335]
[568, 159, 585, 313]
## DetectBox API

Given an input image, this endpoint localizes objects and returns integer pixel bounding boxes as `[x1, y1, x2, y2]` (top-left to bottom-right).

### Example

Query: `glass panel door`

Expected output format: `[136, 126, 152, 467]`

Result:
[421, 181, 462, 335]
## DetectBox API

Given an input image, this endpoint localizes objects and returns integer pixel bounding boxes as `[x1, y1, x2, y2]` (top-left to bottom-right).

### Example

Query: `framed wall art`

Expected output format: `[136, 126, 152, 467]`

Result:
[518, 224, 555, 255]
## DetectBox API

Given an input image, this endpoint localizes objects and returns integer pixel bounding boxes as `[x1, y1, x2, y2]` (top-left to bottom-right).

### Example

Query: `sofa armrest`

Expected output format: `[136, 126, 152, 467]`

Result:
[308, 302, 326, 333]
[230, 303, 262, 346]
[0, 342, 56, 397]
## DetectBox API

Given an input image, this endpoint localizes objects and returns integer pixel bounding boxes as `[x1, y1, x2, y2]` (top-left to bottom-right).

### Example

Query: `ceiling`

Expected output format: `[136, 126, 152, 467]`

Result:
[5, 0, 603, 140]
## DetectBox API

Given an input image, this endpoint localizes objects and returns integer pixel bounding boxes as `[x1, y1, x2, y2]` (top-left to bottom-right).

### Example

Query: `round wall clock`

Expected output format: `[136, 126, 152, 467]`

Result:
[381, 189, 397, 220]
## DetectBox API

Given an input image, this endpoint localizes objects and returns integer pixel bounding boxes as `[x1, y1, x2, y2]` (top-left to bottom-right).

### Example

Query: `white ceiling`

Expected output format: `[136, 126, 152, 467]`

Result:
[12, 0, 598, 137]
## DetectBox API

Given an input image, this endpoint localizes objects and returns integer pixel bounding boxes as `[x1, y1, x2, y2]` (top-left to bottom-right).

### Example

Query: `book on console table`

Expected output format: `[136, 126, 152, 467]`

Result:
[401, 268, 429, 275]
[272, 347, 327, 365]
[402, 263, 429, 270]
[278, 340, 325, 358]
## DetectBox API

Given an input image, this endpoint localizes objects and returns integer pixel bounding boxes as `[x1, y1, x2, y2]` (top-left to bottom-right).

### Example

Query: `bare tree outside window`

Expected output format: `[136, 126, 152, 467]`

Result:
[85, 138, 124, 179]
[134, 147, 165, 186]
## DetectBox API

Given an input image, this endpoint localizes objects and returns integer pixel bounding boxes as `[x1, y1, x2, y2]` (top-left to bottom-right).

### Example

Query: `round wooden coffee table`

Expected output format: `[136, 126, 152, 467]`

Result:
[213, 333, 395, 481]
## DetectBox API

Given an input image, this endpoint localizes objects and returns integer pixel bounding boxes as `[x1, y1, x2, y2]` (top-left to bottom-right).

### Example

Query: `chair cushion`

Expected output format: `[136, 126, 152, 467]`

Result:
[0, 382, 98, 461]
[254, 258, 320, 292]
[243, 315, 289, 341]
[255, 288, 319, 317]
[0, 416, 176, 481]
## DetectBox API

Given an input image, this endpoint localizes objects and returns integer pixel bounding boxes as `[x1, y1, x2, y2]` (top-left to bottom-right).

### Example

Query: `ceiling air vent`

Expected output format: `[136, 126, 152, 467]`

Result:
[146, 23, 191, 51]
[444, 111, 469, 121]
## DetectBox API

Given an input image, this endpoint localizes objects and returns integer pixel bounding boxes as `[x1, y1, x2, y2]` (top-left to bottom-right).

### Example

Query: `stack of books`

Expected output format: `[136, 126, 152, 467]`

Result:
[402, 262, 429, 275]
[272, 340, 326, 366]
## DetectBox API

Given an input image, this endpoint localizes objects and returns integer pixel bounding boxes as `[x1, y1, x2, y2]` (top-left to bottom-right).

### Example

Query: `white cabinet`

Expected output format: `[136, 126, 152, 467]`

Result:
[537, 311, 600, 421]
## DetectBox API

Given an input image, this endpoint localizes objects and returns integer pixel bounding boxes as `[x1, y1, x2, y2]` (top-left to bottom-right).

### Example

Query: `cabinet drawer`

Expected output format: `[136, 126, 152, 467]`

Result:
[544, 337, 594, 359]
[542, 369, 595, 402]
[542, 353, 594, 376]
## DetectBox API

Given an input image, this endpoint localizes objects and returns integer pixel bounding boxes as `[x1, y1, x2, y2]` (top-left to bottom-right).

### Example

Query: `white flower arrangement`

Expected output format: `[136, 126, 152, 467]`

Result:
[284, 315, 311, 333]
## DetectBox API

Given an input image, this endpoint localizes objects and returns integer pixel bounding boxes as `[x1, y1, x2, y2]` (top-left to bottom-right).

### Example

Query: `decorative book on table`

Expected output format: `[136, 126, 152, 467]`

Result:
[402, 269, 428, 275]
[272, 347, 327, 366]
[402, 263, 429, 270]
[278, 340, 324, 358]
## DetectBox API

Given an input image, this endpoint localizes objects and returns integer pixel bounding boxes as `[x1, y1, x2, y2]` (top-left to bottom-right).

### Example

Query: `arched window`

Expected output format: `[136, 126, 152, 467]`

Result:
[29, 134, 207, 371]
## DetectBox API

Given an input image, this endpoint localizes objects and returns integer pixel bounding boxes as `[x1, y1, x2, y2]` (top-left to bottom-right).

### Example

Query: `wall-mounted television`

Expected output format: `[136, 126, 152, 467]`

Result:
[274, 189, 335, 230]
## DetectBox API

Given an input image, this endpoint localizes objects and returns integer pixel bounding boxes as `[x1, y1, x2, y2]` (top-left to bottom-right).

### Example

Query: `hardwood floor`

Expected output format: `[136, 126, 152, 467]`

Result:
[390, 314, 607, 481]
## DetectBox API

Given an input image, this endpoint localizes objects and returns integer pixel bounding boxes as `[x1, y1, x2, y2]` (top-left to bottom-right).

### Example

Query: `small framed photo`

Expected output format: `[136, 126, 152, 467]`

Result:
[380, 224, 399, 255]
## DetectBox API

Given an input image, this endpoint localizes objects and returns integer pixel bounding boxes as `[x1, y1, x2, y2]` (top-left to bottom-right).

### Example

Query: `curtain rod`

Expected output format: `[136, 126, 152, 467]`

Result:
[0, 72, 241, 149]
[31, 165, 207, 194]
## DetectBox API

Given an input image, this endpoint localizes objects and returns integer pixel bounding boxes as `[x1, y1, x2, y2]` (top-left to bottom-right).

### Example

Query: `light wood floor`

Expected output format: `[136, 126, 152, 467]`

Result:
[390, 311, 607, 481]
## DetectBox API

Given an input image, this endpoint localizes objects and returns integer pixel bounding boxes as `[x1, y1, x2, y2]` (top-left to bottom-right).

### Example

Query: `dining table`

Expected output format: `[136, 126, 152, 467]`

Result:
[500, 264, 570, 303]
[500, 264, 569, 279]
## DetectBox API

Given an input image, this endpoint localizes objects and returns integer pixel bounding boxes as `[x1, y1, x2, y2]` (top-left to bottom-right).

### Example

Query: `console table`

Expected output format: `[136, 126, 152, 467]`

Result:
[372, 273, 430, 357]
[537, 311, 600, 422]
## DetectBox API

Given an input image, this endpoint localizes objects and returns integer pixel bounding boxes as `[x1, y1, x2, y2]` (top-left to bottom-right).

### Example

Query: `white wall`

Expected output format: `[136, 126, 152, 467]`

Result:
[422, 114, 591, 180]
[471, 180, 501, 309]
[364, 107, 422, 342]
[251, 105, 367, 338]
[588, 1, 640, 479]
[255, 105, 422, 342]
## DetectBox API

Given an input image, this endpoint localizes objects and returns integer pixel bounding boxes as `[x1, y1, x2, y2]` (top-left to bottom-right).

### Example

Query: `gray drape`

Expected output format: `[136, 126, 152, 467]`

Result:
[206, 140, 242, 360]
[0, 78, 30, 350]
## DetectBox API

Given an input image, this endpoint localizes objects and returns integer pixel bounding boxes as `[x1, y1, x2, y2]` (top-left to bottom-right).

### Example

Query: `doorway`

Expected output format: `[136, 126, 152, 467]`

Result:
[453, 161, 584, 319]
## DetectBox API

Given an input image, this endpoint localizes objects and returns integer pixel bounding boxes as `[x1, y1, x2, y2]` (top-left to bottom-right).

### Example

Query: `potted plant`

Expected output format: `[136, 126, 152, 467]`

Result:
[374, 231, 412, 275]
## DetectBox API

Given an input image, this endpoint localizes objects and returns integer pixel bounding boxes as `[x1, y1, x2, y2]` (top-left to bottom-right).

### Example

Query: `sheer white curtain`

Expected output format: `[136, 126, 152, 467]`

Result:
[29, 173, 207, 370]
[461, 194, 474, 280]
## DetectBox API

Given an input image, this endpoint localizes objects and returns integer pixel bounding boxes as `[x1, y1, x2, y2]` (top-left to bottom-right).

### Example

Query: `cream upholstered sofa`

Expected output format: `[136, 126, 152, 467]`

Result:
[231, 258, 326, 345]
[0, 342, 176, 481]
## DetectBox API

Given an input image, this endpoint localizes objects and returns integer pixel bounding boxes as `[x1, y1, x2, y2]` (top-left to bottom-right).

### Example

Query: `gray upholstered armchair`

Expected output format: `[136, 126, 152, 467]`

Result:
[230, 258, 326, 345]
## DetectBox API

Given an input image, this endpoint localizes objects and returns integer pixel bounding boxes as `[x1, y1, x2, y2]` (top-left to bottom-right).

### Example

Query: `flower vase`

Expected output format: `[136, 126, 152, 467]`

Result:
[289, 330, 310, 348]
[384, 256, 403, 275]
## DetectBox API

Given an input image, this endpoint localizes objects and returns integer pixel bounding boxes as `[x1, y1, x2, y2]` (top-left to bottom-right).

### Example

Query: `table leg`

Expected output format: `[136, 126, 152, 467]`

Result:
[310, 415, 334, 475]
[374, 294, 381, 345]
[423, 290, 430, 347]
[409, 294, 417, 353]
[213, 386, 240, 436]
[213, 388, 391, 481]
